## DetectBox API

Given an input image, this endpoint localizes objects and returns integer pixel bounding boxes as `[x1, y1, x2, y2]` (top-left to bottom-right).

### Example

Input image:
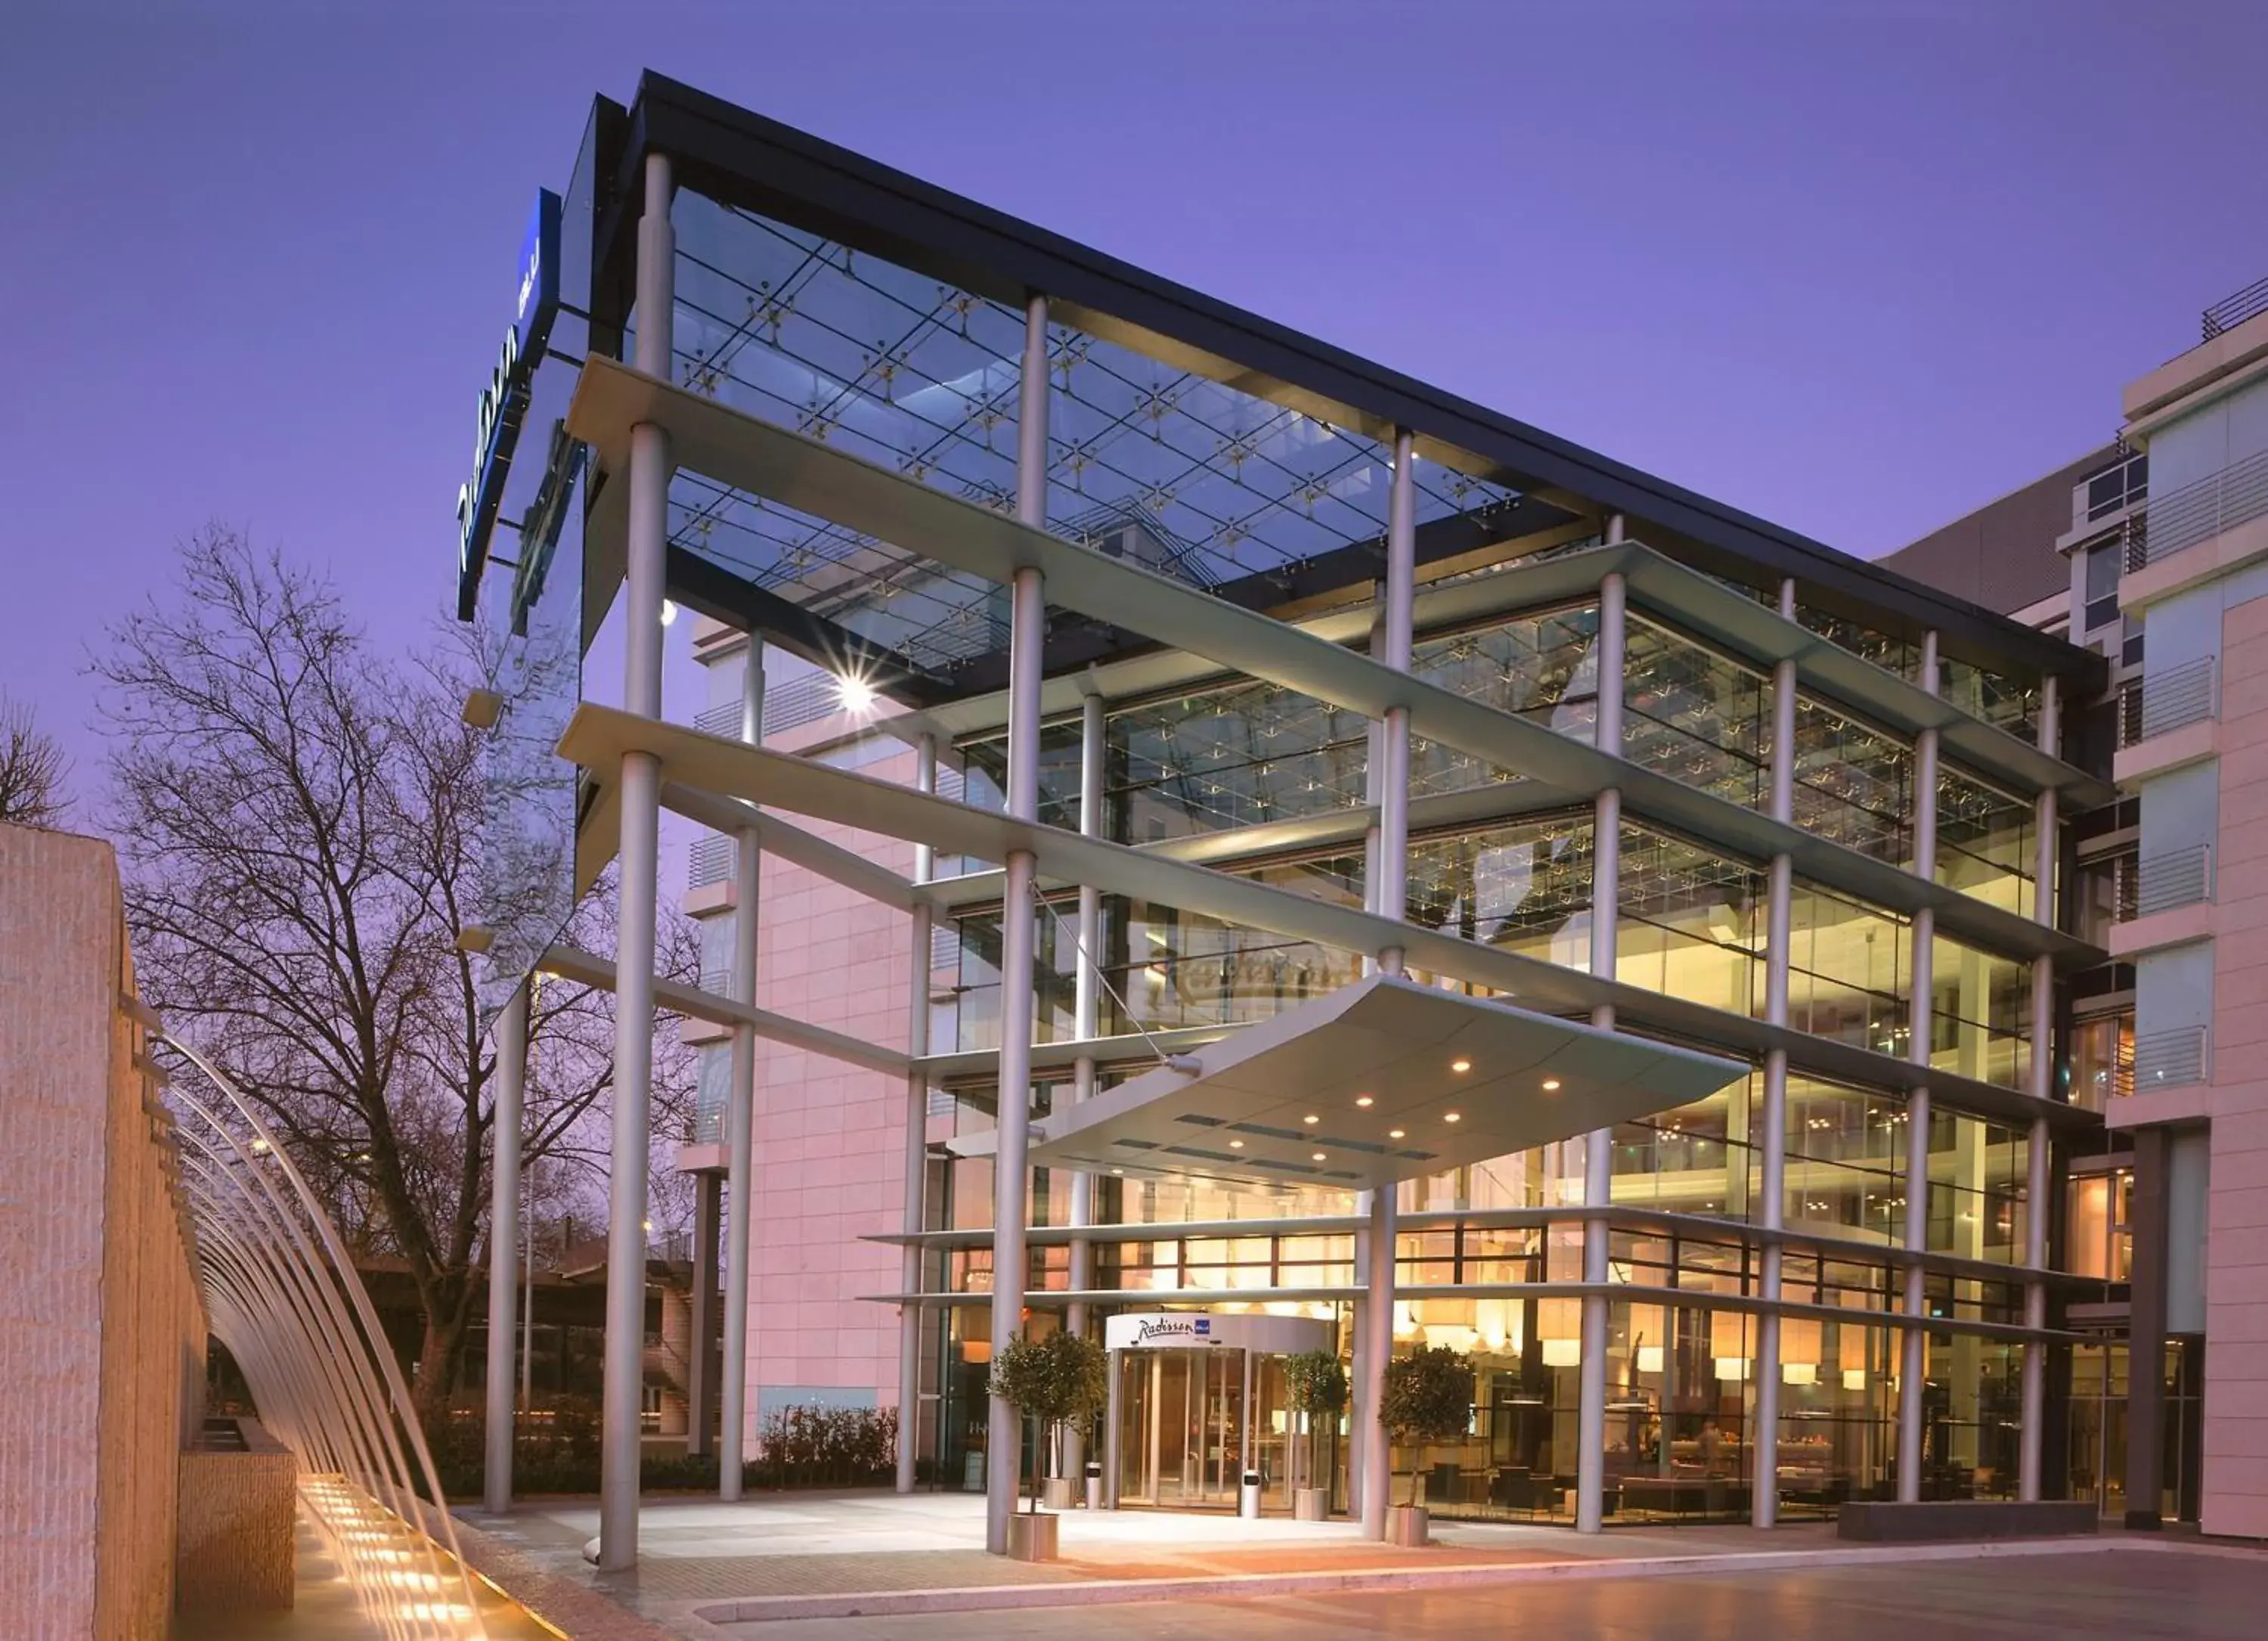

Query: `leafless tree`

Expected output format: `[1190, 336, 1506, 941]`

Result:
[0, 692, 69, 827]
[98, 527, 694, 1422]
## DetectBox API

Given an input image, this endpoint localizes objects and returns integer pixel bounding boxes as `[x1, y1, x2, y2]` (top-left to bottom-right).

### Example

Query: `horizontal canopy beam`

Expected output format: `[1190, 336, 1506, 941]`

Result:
[555, 703, 2097, 1135]
[535, 941, 908, 1077]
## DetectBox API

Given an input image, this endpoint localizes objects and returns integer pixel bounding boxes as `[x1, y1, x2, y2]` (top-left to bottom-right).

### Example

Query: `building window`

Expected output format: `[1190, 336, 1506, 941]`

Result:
[1936, 767, 2037, 920]
[2084, 540, 2121, 635]
[1790, 698, 1913, 867]
[1619, 616, 1772, 807]
[2068, 1011, 2134, 1109]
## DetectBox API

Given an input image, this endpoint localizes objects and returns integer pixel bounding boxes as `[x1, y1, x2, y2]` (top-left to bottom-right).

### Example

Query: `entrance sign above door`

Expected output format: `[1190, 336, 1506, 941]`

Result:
[1105, 1311, 1334, 1355]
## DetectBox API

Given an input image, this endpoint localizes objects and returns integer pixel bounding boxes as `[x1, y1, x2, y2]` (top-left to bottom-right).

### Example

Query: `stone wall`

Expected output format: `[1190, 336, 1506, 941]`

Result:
[175, 1419, 296, 1613]
[0, 824, 207, 1637]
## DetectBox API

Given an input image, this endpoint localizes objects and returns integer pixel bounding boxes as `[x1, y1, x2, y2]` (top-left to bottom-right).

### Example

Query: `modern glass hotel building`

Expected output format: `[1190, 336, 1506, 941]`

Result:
[462, 75, 2126, 1562]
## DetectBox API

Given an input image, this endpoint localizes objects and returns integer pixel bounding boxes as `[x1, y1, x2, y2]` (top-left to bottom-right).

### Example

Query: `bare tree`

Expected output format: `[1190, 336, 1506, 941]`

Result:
[0, 692, 69, 827]
[98, 527, 694, 1422]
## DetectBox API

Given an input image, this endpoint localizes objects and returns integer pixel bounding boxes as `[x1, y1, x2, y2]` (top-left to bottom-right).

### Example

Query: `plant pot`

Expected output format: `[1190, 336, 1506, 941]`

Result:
[1007, 1511, 1059, 1562]
[1293, 1486, 1331, 1522]
[1043, 1476, 1075, 1509]
[1387, 1504, 1429, 1547]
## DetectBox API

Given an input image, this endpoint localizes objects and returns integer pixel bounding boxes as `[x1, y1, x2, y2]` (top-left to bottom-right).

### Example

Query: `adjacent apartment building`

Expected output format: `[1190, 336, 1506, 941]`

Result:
[1883, 274, 2268, 1537]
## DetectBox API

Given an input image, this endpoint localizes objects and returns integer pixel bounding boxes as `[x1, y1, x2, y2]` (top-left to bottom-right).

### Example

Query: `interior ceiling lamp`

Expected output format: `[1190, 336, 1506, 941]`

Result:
[1712, 1310, 1750, 1381]
[1781, 1316, 1823, 1385]
[1538, 1297, 1582, 1367]
[1839, 1293, 1872, 1390]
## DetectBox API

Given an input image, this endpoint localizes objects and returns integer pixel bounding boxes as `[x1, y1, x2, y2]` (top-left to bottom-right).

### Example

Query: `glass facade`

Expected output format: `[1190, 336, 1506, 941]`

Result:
[615, 129, 2087, 1532]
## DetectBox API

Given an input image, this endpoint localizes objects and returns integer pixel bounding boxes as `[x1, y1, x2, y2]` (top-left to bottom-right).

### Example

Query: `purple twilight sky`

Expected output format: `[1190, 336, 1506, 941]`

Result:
[7, 2, 2267, 814]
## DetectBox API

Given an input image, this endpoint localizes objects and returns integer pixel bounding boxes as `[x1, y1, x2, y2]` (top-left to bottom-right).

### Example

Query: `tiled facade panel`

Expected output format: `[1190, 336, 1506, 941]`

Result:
[2206, 594, 2268, 1537]
[739, 730, 919, 1436]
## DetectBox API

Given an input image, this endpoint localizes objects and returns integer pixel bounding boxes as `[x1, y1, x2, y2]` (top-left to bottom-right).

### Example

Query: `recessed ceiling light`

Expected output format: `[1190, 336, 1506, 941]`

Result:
[1303, 1114, 1320, 1125]
[1388, 1128, 1406, 1140]
[1445, 1112, 1462, 1123]
[1311, 1152, 1327, 1162]
[1355, 1095, 1374, 1108]
[1451, 1059, 1472, 1073]
[1228, 1140, 1244, 1149]
[1541, 1078, 1562, 1092]
[1111, 1168, 1123, 1175]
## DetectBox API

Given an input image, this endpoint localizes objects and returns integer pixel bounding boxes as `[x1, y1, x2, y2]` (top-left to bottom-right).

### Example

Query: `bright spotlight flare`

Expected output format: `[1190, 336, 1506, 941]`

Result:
[833, 670, 878, 713]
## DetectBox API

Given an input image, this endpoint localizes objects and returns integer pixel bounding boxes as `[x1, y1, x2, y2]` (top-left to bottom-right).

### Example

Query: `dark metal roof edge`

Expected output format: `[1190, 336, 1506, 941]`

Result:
[606, 73, 2093, 684]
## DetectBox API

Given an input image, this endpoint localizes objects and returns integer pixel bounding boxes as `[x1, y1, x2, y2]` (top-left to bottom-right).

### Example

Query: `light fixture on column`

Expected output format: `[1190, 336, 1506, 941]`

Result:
[1538, 1297, 1581, 1366]
[1711, 1310, 1749, 1381]
[1781, 1316, 1822, 1385]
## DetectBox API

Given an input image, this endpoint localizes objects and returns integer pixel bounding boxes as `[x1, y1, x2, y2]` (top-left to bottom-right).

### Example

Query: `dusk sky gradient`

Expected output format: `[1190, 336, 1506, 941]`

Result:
[7, 1, 2267, 811]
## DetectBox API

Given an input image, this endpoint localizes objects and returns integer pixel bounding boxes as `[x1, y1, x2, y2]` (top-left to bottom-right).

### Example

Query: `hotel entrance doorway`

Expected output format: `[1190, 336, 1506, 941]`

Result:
[1104, 1311, 1334, 1512]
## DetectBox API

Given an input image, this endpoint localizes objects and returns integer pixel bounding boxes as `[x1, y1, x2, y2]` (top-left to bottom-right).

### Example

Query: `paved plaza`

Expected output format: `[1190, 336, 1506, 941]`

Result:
[439, 1491, 2268, 1639]
[731, 1544, 2268, 1641]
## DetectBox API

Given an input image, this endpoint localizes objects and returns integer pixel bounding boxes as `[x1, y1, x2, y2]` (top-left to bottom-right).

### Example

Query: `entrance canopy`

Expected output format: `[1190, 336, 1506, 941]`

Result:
[952, 973, 1746, 1193]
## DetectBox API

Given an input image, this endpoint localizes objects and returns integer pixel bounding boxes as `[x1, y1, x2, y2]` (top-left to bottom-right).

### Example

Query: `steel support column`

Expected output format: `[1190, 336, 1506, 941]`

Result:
[687, 1174, 721, 1458]
[1576, 544, 1626, 1535]
[2022, 674, 2059, 1500]
[1752, 591, 1798, 1529]
[483, 980, 529, 1515]
[1063, 689, 1105, 1492]
[986, 293, 1051, 1556]
[600, 149, 674, 1572]
[897, 734, 937, 1495]
[720, 637, 766, 1500]
[1897, 633, 1940, 1506]
[1358, 433, 1418, 1540]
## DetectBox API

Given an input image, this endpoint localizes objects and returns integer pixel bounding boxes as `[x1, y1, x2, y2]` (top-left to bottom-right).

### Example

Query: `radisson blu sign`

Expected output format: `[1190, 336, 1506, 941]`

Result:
[454, 189, 562, 620]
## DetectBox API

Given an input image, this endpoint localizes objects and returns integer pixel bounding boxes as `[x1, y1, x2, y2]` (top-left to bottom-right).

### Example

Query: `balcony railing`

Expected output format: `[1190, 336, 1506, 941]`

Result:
[2132, 1026, 2208, 1091]
[2120, 656, 2216, 746]
[2203, 273, 2268, 340]
[692, 670, 857, 740]
[2125, 447, 2268, 569]
[2128, 844, 2213, 919]
[689, 833, 733, 889]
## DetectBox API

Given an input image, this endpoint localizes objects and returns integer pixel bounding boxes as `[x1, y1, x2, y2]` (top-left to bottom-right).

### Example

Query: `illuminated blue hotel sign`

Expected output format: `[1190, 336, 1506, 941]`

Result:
[455, 189, 562, 620]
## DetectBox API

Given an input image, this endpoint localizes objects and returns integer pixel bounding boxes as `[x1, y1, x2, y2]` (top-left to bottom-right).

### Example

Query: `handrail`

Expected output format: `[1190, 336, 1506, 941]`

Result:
[2122, 656, 2216, 746]
[2203, 272, 2268, 340]
[2129, 843, 2213, 919]
[2127, 447, 2268, 569]
[2133, 1025, 2208, 1091]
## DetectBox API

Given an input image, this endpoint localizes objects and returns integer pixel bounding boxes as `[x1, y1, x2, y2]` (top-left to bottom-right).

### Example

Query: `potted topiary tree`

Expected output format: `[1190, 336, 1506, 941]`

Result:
[1282, 1349, 1349, 1521]
[988, 1328, 1110, 1562]
[1377, 1345, 1474, 1546]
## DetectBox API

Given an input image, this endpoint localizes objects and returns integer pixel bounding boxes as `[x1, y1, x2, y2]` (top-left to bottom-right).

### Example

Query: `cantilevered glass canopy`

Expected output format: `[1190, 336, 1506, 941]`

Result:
[947, 973, 1746, 1193]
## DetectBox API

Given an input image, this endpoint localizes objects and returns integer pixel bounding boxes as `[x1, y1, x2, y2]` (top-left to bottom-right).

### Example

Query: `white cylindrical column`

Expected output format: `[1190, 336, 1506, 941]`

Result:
[1895, 636, 1939, 1508]
[600, 148, 675, 1572]
[1360, 1185, 1396, 1537]
[1061, 691, 1105, 1492]
[2020, 673, 2059, 1500]
[483, 980, 529, 1515]
[986, 293, 1050, 1556]
[1752, 635, 1798, 1530]
[1358, 432, 1419, 1540]
[897, 734, 937, 1495]
[720, 639, 765, 1501]
[1576, 550, 1626, 1535]
[1372, 430, 1418, 976]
